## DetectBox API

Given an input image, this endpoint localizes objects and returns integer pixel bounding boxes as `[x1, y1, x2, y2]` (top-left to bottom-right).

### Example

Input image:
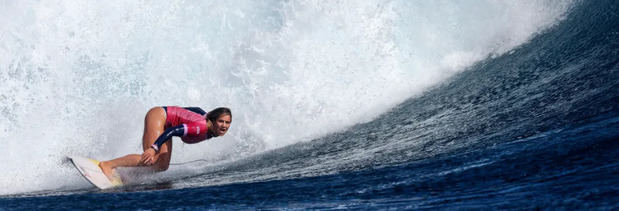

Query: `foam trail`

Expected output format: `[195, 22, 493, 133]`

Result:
[0, 0, 572, 194]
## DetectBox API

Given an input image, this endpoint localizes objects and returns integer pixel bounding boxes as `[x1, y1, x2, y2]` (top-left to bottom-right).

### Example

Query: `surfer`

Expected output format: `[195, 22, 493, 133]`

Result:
[98, 106, 231, 182]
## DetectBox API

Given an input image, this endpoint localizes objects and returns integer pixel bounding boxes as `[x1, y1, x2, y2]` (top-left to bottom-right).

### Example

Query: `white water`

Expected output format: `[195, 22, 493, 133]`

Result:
[0, 0, 572, 195]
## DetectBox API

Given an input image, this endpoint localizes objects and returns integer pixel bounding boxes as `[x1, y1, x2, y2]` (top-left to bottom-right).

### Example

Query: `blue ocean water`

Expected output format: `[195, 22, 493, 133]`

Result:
[1, 0, 619, 210]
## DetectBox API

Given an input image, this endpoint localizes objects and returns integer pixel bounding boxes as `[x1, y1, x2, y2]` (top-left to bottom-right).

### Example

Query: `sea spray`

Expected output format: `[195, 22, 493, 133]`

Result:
[0, 0, 572, 194]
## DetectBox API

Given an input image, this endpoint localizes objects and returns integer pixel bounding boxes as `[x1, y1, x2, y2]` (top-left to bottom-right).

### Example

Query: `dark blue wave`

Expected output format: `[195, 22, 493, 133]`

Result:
[2, 0, 618, 209]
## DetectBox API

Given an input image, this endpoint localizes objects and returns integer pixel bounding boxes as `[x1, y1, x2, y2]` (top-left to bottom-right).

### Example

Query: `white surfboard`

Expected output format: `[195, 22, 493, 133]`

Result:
[68, 156, 123, 189]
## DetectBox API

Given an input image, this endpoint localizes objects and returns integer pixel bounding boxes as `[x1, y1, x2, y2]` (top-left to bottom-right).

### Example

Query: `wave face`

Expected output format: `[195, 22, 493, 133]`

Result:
[172, 0, 619, 193]
[0, 0, 575, 195]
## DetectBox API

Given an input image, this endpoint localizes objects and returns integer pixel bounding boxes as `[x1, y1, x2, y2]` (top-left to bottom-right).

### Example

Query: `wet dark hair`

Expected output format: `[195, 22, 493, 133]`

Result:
[206, 107, 232, 123]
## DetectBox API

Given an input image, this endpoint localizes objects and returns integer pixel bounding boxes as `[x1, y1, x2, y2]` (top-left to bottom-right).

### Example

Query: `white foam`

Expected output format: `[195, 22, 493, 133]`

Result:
[0, 0, 572, 195]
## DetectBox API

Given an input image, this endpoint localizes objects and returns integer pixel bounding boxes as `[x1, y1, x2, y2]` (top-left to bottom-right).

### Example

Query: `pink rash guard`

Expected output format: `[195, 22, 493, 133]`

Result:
[164, 106, 209, 143]
[150, 106, 212, 152]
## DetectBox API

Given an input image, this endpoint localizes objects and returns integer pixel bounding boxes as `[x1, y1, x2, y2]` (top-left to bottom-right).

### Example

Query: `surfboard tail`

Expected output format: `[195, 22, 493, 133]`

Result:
[85, 158, 124, 186]
[68, 156, 124, 189]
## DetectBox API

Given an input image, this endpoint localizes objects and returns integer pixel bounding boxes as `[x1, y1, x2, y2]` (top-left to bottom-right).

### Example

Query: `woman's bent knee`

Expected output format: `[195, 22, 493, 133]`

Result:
[154, 154, 171, 171]
[155, 161, 170, 171]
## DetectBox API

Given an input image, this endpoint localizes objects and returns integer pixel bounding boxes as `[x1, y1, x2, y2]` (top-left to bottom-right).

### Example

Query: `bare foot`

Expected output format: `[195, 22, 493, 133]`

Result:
[98, 161, 116, 182]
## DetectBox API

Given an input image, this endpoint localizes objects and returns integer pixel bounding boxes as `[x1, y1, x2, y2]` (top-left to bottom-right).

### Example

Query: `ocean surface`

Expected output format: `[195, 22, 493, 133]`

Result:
[1, 0, 618, 210]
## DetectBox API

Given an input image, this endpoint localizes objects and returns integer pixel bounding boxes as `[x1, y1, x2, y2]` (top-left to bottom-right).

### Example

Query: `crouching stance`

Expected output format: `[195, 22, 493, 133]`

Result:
[98, 106, 231, 181]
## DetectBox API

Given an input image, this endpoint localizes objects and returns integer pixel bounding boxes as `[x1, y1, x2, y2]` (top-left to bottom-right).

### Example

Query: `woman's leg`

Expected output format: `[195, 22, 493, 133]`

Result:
[99, 107, 173, 180]
[141, 107, 173, 171]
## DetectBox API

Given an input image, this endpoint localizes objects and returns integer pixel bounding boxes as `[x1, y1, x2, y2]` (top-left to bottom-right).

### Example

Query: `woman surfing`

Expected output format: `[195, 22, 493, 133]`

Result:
[98, 106, 232, 182]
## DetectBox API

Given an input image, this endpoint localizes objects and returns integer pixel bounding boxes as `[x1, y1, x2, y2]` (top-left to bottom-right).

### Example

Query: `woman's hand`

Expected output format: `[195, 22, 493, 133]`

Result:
[139, 148, 158, 166]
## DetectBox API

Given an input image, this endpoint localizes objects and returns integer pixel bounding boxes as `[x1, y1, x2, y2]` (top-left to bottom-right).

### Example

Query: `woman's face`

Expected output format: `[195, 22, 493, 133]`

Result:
[212, 114, 231, 136]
